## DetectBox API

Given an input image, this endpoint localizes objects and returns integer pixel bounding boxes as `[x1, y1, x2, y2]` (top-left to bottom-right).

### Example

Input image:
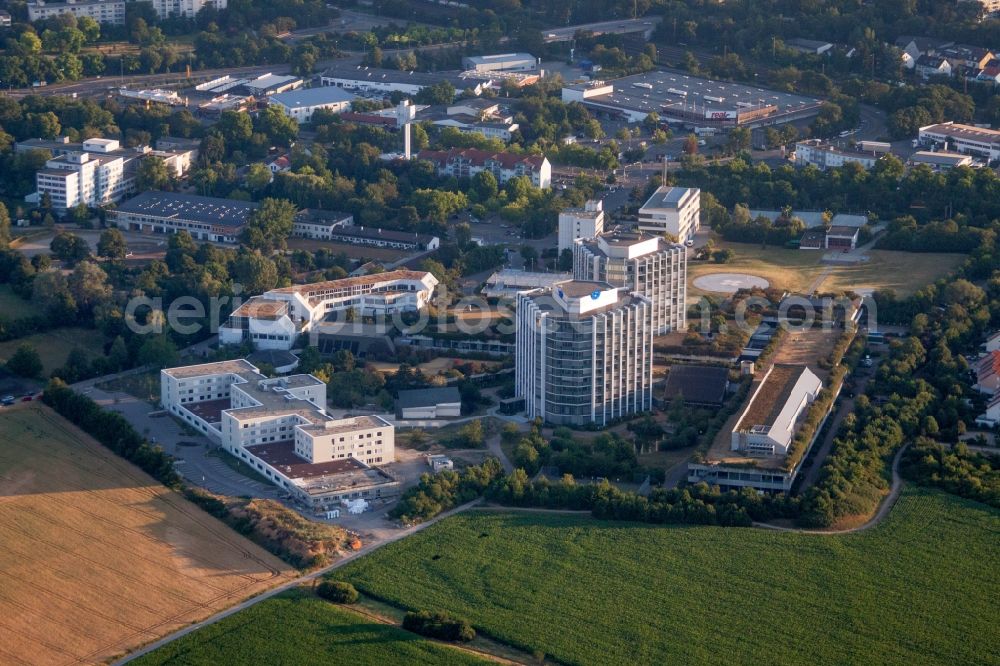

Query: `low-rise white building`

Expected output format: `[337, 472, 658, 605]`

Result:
[558, 200, 605, 252]
[417, 148, 551, 189]
[731, 365, 822, 456]
[638, 186, 700, 242]
[161, 359, 397, 508]
[908, 150, 975, 171]
[268, 87, 356, 123]
[918, 122, 1000, 160]
[462, 53, 537, 73]
[319, 66, 482, 98]
[219, 270, 438, 350]
[28, 0, 125, 24]
[793, 139, 882, 170]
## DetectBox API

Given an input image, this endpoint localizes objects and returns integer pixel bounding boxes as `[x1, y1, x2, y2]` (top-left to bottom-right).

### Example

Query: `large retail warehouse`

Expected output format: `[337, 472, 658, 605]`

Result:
[563, 70, 822, 127]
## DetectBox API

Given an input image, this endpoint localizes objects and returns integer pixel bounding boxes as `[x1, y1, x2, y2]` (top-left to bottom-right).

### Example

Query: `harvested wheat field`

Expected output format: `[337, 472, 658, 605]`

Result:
[0, 404, 296, 665]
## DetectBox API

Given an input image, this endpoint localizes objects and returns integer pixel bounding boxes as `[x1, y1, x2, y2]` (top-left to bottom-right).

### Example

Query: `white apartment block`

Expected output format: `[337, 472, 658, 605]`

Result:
[416, 148, 552, 189]
[515, 280, 653, 426]
[638, 186, 700, 242]
[161, 359, 396, 508]
[37, 149, 128, 212]
[219, 270, 438, 350]
[574, 231, 687, 335]
[28, 0, 126, 25]
[558, 199, 605, 252]
[31, 137, 194, 212]
[793, 140, 881, 170]
[918, 122, 1000, 160]
[148, 0, 226, 18]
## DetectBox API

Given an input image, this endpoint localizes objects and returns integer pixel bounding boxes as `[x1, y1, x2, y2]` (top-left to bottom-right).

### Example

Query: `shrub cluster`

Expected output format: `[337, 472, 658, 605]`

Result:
[901, 439, 1000, 508]
[390, 458, 504, 525]
[402, 610, 476, 642]
[316, 581, 359, 604]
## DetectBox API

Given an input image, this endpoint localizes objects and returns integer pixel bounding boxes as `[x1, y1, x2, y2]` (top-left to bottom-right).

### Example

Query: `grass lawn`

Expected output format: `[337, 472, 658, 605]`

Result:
[0, 285, 30, 321]
[336, 488, 999, 665]
[0, 326, 107, 376]
[131, 588, 490, 666]
[95, 369, 160, 403]
[689, 241, 965, 298]
[0, 404, 294, 665]
[823, 249, 965, 295]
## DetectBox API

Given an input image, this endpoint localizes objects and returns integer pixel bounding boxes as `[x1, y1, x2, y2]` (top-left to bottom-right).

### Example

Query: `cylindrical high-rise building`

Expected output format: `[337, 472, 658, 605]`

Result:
[515, 280, 653, 426]
[573, 231, 687, 335]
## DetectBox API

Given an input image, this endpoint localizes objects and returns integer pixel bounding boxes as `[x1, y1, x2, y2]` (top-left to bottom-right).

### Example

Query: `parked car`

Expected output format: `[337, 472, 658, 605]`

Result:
[1, 396, 15, 406]
[21, 395, 32, 402]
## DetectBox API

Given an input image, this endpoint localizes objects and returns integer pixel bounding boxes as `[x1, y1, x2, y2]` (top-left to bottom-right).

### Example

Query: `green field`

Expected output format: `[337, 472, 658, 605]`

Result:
[132, 589, 490, 665]
[0, 326, 107, 376]
[337, 488, 999, 665]
[688, 241, 965, 297]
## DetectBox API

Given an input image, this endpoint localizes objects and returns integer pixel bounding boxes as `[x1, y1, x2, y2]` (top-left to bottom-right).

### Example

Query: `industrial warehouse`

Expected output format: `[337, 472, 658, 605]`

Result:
[563, 70, 822, 126]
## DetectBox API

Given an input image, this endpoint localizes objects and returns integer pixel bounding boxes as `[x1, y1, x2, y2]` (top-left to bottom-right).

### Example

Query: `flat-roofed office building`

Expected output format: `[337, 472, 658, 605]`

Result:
[573, 230, 686, 335]
[638, 186, 700, 242]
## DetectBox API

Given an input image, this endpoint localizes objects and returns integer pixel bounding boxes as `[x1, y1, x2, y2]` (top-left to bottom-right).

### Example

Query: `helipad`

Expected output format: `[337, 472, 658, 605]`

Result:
[693, 273, 770, 293]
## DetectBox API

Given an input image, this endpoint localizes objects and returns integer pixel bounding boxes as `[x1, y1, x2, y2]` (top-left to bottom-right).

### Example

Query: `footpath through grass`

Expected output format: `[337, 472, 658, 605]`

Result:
[337, 488, 1000, 665]
[132, 588, 491, 665]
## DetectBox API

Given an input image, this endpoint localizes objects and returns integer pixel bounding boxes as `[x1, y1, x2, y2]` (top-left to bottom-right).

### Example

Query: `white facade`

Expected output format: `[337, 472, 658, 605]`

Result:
[638, 186, 701, 242]
[793, 140, 881, 170]
[219, 270, 438, 350]
[918, 122, 1000, 160]
[558, 200, 605, 252]
[432, 117, 520, 142]
[36, 152, 129, 211]
[462, 53, 537, 73]
[574, 232, 687, 335]
[417, 148, 551, 189]
[147, 0, 226, 18]
[515, 281, 653, 426]
[161, 359, 395, 505]
[731, 365, 822, 456]
[28, 0, 126, 25]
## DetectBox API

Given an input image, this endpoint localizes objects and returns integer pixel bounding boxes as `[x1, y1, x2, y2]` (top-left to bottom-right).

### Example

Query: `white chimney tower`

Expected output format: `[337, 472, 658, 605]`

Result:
[396, 100, 417, 160]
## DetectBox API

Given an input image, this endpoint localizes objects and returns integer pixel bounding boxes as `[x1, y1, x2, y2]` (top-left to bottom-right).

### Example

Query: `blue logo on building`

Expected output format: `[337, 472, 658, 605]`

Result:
[591, 290, 601, 300]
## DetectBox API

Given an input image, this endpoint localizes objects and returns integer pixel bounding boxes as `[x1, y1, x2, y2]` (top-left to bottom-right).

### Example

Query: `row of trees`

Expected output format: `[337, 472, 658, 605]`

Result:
[901, 439, 999, 508]
[42, 378, 179, 486]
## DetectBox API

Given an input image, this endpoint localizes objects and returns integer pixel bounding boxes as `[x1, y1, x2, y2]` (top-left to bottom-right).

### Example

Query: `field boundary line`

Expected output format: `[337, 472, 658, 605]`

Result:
[115, 498, 485, 664]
